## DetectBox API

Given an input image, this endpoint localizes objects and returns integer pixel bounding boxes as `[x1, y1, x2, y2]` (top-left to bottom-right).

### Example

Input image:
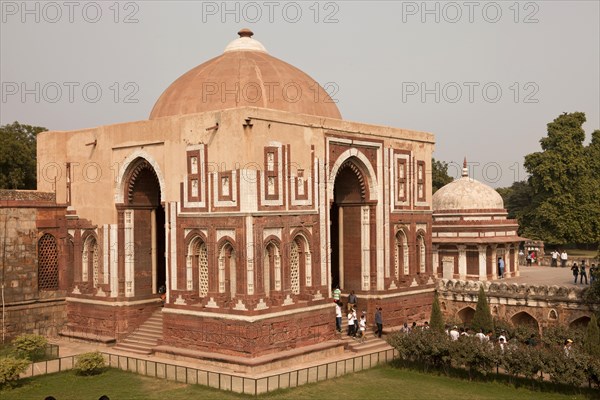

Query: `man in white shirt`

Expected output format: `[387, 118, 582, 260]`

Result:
[475, 329, 486, 342]
[449, 326, 460, 341]
[561, 251, 568, 268]
[551, 250, 559, 267]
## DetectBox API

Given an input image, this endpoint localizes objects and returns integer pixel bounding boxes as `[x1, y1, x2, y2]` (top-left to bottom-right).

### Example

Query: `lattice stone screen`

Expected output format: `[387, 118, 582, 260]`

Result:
[198, 242, 208, 296]
[290, 241, 300, 295]
[38, 233, 59, 290]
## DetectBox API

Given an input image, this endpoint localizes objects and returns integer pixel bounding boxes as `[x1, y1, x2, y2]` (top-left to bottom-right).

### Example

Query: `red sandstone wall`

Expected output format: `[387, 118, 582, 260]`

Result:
[162, 307, 336, 358]
[66, 301, 161, 340]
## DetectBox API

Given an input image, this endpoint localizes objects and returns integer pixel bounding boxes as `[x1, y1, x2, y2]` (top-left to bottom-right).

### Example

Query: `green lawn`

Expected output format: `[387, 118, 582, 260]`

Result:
[2, 366, 596, 400]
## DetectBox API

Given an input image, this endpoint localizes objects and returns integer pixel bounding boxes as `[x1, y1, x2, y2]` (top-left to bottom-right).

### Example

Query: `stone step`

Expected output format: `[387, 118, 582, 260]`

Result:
[114, 309, 163, 355]
[113, 342, 153, 355]
[136, 326, 162, 335]
[347, 338, 391, 353]
[130, 331, 162, 341]
[122, 336, 159, 346]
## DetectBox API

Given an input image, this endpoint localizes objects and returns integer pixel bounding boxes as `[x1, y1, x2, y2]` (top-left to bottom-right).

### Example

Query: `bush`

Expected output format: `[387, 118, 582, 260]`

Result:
[388, 329, 451, 372]
[541, 325, 585, 348]
[450, 336, 498, 380]
[11, 334, 47, 361]
[0, 356, 30, 388]
[74, 352, 106, 376]
[501, 343, 544, 381]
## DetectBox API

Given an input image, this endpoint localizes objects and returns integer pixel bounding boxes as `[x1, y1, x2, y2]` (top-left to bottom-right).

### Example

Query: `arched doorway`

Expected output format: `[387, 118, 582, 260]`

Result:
[124, 159, 165, 297]
[511, 311, 539, 331]
[458, 307, 476, 325]
[330, 159, 369, 292]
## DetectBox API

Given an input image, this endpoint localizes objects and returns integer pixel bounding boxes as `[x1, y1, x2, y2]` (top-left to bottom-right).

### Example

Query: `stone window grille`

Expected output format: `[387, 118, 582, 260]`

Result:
[290, 241, 300, 295]
[418, 235, 426, 273]
[38, 233, 59, 290]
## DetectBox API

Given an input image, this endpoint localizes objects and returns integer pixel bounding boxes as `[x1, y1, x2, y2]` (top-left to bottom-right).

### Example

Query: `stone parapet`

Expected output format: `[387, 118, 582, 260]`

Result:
[437, 278, 585, 302]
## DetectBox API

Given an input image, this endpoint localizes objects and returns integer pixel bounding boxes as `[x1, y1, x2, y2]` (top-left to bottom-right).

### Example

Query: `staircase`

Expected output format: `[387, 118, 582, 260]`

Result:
[338, 314, 393, 354]
[113, 309, 163, 355]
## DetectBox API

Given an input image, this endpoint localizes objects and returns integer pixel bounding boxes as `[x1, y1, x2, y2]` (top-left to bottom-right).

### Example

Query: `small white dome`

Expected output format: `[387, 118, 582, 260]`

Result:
[223, 28, 268, 53]
[433, 176, 504, 211]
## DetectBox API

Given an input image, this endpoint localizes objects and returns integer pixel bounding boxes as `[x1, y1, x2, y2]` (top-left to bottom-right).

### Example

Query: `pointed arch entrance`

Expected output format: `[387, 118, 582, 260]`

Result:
[330, 158, 372, 292]
[121, 158, 166, 297]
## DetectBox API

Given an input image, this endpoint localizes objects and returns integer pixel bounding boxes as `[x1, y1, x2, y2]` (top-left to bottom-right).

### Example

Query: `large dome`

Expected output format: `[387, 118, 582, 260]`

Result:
[150, 29, 342, 120]
[432, 162, 504, 211]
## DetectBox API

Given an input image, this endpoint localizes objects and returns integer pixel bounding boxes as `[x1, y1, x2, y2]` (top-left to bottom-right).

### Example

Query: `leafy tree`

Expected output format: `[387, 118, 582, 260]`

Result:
[584, 314, 600, 357]
[496, 180, 533, 223]
[0, 121, 47, 189]
[586, 129, 600, 247]
[522, 112, 598, 245]
[470, 286, 494, 333]
[429, 291, 444, 333]
[432, 158, 453, 193]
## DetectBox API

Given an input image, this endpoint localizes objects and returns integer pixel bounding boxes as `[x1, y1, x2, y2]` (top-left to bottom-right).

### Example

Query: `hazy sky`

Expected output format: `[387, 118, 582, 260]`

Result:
[1, 1, 599, 187]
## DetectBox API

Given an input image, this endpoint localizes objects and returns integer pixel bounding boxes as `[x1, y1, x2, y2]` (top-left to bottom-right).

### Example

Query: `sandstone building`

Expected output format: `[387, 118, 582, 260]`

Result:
[432, 160, 524, 281]
[2, 30, 437, 359]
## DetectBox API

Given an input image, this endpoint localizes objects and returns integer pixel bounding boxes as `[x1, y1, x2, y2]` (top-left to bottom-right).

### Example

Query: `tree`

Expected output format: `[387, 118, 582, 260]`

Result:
[522, 112, 598, 245]
[496, 180, 533, 222]
[0, 122, 47, 189]
[429, 291, 444, 333]
[584, 314, 600, 357]
[432, 158, 453, 194]
[470, 286, 494, 333]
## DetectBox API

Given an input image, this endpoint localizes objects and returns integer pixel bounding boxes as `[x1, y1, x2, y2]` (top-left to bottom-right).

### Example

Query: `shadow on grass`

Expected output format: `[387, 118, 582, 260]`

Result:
[390, 359, 599, 399]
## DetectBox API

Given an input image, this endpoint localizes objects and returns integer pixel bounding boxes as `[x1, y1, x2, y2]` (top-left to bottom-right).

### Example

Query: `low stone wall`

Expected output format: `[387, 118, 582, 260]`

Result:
[1, 299, 66, 340]
[437, 279, 594, 329]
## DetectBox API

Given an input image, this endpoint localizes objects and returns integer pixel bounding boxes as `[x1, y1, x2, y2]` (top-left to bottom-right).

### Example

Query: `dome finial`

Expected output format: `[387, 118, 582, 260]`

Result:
[462, 157, 469, 177]
[238, 28, 254, 38]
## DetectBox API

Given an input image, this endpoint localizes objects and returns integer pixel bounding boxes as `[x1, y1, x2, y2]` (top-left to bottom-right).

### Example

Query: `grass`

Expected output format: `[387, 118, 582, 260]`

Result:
[1, 365, 596, 400]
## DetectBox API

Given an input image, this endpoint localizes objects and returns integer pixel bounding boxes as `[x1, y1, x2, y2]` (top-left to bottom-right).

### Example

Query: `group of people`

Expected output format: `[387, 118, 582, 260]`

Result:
[550, 250, 570, 267]
[571, 261, 597, 285]
[333, 288, 384, 342]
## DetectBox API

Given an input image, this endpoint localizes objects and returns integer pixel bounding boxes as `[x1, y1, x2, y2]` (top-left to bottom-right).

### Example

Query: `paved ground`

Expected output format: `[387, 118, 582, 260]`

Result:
[505, 264, 595, 287]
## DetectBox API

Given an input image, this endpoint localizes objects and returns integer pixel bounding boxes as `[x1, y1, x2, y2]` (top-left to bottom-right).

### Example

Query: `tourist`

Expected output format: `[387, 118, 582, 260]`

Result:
[475, 328, 486, 342]
[449, 325, 460, 341]
[401, 322, 411, 334]
[561, 250, 568, 267]
[335, 301, 342, 332]
[332, 285, 341, 302]
[359, 314, 367, 343]
[564, 339, 573, 357]
[551, 250, 559, 267]
[590, 264, 597, 284]
[571, 263, 579, 284]
[526, 252, 532, 267]
[423, 321, 430, 330]
[498, 257, 505, 278]
[498, 333, 507, 352]
[579, 260, 588, 285]
[347, 290, 357, 313]
[375, 307, 383, 338]
[347, 309, 355, 336]
[352, 307, 359, 336]
[525, 333, 537, 347]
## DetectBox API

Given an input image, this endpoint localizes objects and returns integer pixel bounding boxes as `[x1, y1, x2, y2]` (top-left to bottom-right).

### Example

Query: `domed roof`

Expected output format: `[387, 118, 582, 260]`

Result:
[432, 160, 504, 212]
[150, 29, 342, 120]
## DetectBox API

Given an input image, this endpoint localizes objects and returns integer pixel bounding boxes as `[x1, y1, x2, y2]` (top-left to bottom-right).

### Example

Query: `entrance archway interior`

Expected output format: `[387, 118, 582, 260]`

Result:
[127, 160, 166, 295]
[330, 160, 367, 292]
